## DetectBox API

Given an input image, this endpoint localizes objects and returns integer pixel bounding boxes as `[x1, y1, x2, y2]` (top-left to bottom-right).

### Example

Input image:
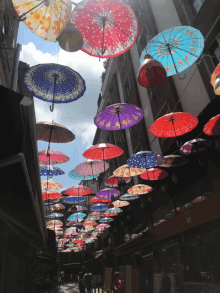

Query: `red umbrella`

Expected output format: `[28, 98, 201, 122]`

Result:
[73, 240, 84, 245]
[38, 150, 70, 165]
[140, 168, 168, 181]
[89, 197, 111, 203]
[203, 114, 220, 136]
[150, 112, 198, 138]
[211, 63, 220, 95]
[42, 191, 62, 201]
[83, 143, 124, 160]
[105, 175, 131, 188]
[82, 221, 98, 226]
[65, 185, 93, 197]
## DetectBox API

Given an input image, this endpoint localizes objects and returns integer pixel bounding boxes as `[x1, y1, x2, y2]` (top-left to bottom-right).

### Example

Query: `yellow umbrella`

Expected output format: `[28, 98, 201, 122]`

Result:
[128, 184, 153, 195]
[41, 179, 63, 190]
[113, 164, 145, 177]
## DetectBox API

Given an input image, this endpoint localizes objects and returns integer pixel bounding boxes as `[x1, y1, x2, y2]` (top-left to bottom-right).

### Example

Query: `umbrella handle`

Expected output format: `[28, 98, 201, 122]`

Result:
[50, 102, 55, 112]
[176, 140, 182, 147]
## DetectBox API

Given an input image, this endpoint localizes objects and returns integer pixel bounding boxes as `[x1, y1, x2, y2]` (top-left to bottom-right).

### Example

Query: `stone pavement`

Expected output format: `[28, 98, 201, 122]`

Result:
[61, 283, 104, 293]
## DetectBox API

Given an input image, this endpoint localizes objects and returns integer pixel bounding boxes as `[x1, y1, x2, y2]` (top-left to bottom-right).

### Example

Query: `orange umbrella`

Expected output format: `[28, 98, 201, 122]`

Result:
[128, 184, 153, 195]
[41, 180, 63, 190]
[113, 164, 145, 177]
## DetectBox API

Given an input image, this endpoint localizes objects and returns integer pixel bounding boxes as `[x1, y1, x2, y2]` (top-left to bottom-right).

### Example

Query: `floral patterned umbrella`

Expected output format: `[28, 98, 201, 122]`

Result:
[119, 193, 139, 201]
[42, 191, 62, 201]
[113, 200, 130, 208]
[89, 197, 111, 203]
[96, 188, 120, 200]
[203, 114, 220, 136]
[128, 184, 153, 195]
[65, 219, 84, 227]
[71, 0, 138, 58]
[179, 138, 213, 155]
[158, 155, 189, 168]
[91, 204, 108, 212]
[82, 220, 98, 226]
[65, 185, 93, 196]
[38, 150, 70, 165]
[45, 213, 64, 219]
[211, 64, 220, 95]
[41, 180, 63, 190]
[105, 175, 131, 188]
[94, 103, 144, 130]
[96, 224, 110, 229]
[45, 204, 65, 212]
[83, 143, 124, 160]
[40, 165, 65, 177]
[13, 0, 71, 42]
[67, 213, 87, 221]
[104, 207, 122, 216]
[75, 160, 109, 176]
[140, 168, 168, 180]
[113, 164, 145, 177]
[46, 220, 63, 227]
[63, 196, 85, 204]
[126, 151, 165, 169]
[68, 169, 100, 180]
[80, 226, 94, 233]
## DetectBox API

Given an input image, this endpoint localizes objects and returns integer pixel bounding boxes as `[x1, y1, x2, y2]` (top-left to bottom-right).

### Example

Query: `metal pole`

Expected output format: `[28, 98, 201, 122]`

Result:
[11, 43, 22, 91]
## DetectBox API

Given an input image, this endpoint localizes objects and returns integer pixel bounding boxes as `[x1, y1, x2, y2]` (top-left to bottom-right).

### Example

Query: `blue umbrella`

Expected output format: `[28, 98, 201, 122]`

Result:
[91, 204, 108, 212]
[45, 213, 64, 219]
[120, 194, 139, 201]
[126, 151, 165, 169]
[67, 205, 87, 213]
[99, 217, 113, 223]
[67, 212, 86, 222]
[104, 207, 123, 215]
[140, 26, 204, 79]
[62, 196, 85, 204]
[40, 165, 65, 177]
[68, 169, 100, 181]
[23, 63, 86, 112]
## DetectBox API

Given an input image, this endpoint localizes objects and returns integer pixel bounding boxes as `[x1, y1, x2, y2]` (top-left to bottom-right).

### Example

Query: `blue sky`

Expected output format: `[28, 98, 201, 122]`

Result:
[17, 18, 104, 191]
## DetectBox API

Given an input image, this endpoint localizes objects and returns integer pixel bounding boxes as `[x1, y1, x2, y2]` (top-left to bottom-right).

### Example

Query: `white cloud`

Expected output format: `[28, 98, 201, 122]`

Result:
[34, 99, 61, 123]
[70, 122, 97, 149]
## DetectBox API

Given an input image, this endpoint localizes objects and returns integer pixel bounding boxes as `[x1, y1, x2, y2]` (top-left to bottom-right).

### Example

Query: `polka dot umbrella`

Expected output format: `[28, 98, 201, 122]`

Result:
[128, 184, 153, 195]
[40, 165, 65, 177]
[126, 151, 165, 169]
[62, 196, 85, 204]
[91, 204, 108, 212]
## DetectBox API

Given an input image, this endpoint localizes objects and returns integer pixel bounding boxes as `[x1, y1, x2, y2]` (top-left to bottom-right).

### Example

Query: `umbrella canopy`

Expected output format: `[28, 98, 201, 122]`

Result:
[36, 121, 75, 143]
[94, 103, 144, 130]
[13, 0, 71, 42]
[41, 180, 63, 191]
[83, 143, 124, 160]
[68, 169, 100, 180]
[65, 185, 93, 196]
[71, 0, 138, 58]
[40, 165, 65, 177]
[67, 213, 87, 221]
[46, 220, 63, 227]
[65, 227, 78, 234]
[82, 221, 98, 226]
[105, 175, 131, 188]
[85, 239, 95, 244]
[150, 112, 198, 138]
[45, 213, 64, 219]
[126, 151, 164, 169]
[99, 217, 113, 223]
[104, 207, 122, 216]
[49, 227, 63, 231]
[65, 219, 84, 227]
[203, 114, 220, 136]
[113, 164, 145, 177]
[140, 168, 168, 180]
[128, 184, 153, 195]
[119, 193, 139, 201]
[89, 197, 111, 203]
[91, 204, 108, 212]
[96, 188, 120, 200]
[179, 138, 213, 155]
[140, 26, 204, 77]
[45, 204, 65, 212]
[75, 160, 109, 176]
[211, 64, 220, 95]
[42, 191, 62, 201]
[80, 226, 94, 233]
[96, 224, 110, 229]
[73, 240, 84, 245]
[67, 205, 87, 213]
[38, 150, 70, 165]
[113, 200, 130, 208]
[44, 198, 61, 206]
[158, 155, 189, 168]
[89, 212, 102, 216]
[23, 64, 86, 110]
[62, 196, 85, 204]
[87, 216, 100, 221]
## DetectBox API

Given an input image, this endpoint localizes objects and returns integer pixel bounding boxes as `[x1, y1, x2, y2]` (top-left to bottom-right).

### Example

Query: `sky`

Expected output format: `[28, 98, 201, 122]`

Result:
[17, 8, 105, 191]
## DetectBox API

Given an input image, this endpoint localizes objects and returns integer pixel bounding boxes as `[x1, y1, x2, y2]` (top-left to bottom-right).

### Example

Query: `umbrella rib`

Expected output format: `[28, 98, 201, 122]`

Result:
[169, 43, 202, 58]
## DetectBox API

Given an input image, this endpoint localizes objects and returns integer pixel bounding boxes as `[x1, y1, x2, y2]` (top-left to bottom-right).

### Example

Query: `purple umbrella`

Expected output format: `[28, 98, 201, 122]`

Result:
[75, 160, 109, 176]
[94, 103, 144, 130]
[96, 188, 121, 200]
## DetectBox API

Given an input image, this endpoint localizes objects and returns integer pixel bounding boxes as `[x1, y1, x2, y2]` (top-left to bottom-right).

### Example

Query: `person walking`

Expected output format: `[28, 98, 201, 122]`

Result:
[83, 268, 93, 293]
[79, 272, 85, 293]
[160, 267, 171, 293]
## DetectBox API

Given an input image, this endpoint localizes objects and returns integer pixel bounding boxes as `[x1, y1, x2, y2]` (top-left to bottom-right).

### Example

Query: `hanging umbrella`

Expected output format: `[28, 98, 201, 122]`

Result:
[94, 103, 144, 130]
[13, 0, 71, 42]
[65, 185, 93, 197]
[113, 200, 130, 208]
[45, 213, 64, 219]
[55, 230, 63, 236]
[99, 217, 113, 223]
[67, 205, 87, 213]
[23, 63, 86, 112]
[40, 165, 65, 177]
[42, 191, 62, 201]
[104, 207, 122, 217]
[75, 160, 109, 176]
[83, 143, 124, 160]
[89, 212, 102, 217]
[66, 219, 84, 227]
[46, 220, 63, 227]
[80, 226, 94, 233]
[68, 169, 100, 180]
[203, 114, 220, 136]
[49, 227, 63, 231]
[128, 184, 153, 195]
[91, 204, 108, 212]
[71, 0, 138, 58]
[89, 197, 111, 203]
[82, 220, 98, 226]
[113, 164, 145, 177]
[87, 216, 101, 221]
[65, 227, 78, 234]
[39, 150, 70, 165]
[85, 239, 95, 244]
[44, 198, 61, 206]
[179, 138, 213, 155]
[96, 224, 110, 229]
[211, 63, 220, 95]
[62, 196, 85, 204]
[41, 180, 63, 191]
[140, 26, 204, 78]
[73, 240, 84, 245]
[45, 204, 65, 212]
[158, 155, 189, 168]
[140, 168, 168, 180]
[119, 193, 139, 201]
[126, 151, 165, 169]
[150, 112, 198, 138]
[67, 213, 86, 221]
[105, 175, 131, 188]
[96, 188, 120, 200]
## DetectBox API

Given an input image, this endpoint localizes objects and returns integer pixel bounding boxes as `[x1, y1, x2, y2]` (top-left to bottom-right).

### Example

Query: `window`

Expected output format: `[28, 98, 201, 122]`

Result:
[188, 0, 204, 17]
[123, 72, 132, 102]
[138, 25, 150, 55]
[209, 33, 220, 67]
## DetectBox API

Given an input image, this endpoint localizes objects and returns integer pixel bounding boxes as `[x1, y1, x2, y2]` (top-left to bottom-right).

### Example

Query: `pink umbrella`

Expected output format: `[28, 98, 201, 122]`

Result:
[96, 224, 110, 229]
[75, 159, 109, 176]
[38, 150, 70, 165]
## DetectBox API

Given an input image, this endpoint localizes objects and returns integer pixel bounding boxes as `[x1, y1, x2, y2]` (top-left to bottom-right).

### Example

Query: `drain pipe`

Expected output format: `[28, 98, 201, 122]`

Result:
[11, 43, 22, 91]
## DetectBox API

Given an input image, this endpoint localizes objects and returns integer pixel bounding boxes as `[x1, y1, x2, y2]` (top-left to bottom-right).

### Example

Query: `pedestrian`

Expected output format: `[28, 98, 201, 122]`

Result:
[83, 268, 93, 293]
[79, 272, 85, 293]
[160, 267, 171, 293]
[108, 272, 125, 293]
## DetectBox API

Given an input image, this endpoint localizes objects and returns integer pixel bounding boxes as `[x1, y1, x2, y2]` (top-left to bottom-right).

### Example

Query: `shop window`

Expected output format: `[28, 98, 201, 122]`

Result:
[188, 0, 204, 17]
[209, 33, 220, 67]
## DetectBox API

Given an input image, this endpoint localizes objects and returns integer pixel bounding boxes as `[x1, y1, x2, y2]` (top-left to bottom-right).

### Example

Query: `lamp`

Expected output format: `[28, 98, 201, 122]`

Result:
[58, 22, 83, 52]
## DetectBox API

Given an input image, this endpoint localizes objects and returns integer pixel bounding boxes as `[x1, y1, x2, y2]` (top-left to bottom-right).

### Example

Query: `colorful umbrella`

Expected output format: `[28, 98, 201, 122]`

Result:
[113, 164, 145, 177]
[40, 165, 65, 177]
[91, 204, 108, 212]
[45, 213, 64, 219]
[113, 200, 130, 208]
[68, 169, 100, 180]
[179, 138, 213, 155]
[96, 188, 120, 200]
[46, 220, 63, 227]
[44, 198, 61, 206]
[211, 63, 220, 95]
[104, 207, 122, 216]
[99, 217, 113, 223]
[82, 221, 98, 226]
[36, 121, 75, 143]
[83, 143, 124, 160]
[94, 103, 144, 130]
[73, 240, 84, 245]
[71, 0, 138, 58]
[65, 185, 93, 196]
[128, 184, 153, 195]
[80, 226, 94, 233]
[65, 219, 84, 227]
[38, 150, 70, 165]
[140, 168, 168, 180]
[75, 160, 109, 176]
[45, 204, 65, 212]
[203, 114, 220, 136]
[89, 197, 111, 203]
[41, 180, 63, 191]
[105, 175, 131, 188]
[89, 212, 102, 217]
[85, 239, 95, 244]
[158, 155, 189, 168]
[67, 205, 87, 213]
[65, 227, 78, 234]
[42, 191, 62, 201]
[23, 63, 86, 112]
[126, 151, 165, 169]
[119, 193, 139, 201]
[13, 0, 71, 42]
[150, 112, 198, 138]
[67, 213, 87, 221]
[96, 224, 110, 229]
[140, 26, 204, 78]
[55, 230, 63, 236]
[87, 216, 101, 221]
[62, 196, 85, 204]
